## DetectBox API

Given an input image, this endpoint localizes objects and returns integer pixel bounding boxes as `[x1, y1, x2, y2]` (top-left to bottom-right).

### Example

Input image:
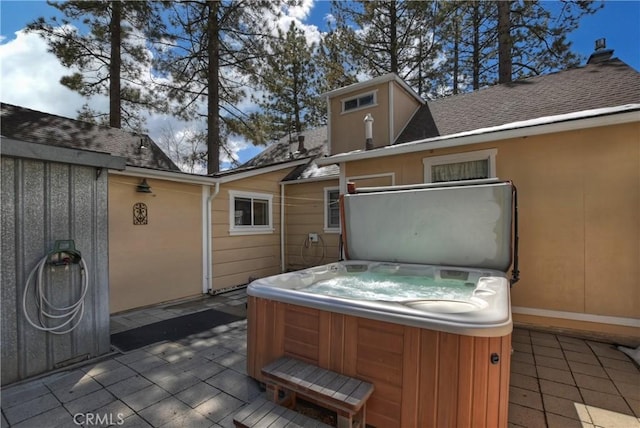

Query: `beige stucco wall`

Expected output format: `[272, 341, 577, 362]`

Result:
[330, 82, 390, 154]
[392, 81, 421, 141]
[284, 180, 341, 270]
[108, 176, 203, 313]
[330, 81, 421, 155]
[211, 170, 292, 291]
[342, 122, 640, 338]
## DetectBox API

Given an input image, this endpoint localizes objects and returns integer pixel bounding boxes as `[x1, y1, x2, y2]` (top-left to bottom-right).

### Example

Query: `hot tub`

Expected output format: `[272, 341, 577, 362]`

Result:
[249, 261, 511, 337]
[247, 180, 516, 427]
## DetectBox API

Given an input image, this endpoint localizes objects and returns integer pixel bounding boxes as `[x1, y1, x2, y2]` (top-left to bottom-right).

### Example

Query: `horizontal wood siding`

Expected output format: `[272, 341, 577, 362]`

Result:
[211, 170, 291, 291]
[248, 297, 511, 427]
[284, 181, 340, 270]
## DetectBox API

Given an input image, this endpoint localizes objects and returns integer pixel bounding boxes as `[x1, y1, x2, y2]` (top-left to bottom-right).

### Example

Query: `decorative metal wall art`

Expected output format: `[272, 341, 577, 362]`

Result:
[133, 202, 148, 225]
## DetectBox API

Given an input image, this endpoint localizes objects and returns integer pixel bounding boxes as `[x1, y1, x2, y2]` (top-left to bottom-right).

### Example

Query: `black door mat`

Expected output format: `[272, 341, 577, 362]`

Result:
[111, 309, 244, 352]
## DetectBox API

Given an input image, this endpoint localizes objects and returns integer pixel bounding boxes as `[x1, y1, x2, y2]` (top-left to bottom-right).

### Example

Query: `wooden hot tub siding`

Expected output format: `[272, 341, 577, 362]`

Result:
[247, 296, 511, 428]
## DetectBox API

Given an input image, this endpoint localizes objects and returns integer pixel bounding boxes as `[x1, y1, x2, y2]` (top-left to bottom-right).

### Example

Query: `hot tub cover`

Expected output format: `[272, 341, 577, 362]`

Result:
[342, 180, 514, 272]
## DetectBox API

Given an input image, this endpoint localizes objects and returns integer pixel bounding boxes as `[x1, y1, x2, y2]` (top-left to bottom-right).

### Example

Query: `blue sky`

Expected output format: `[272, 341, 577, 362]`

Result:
[2, 0, 638, 68]
[1, 0, 639, 169]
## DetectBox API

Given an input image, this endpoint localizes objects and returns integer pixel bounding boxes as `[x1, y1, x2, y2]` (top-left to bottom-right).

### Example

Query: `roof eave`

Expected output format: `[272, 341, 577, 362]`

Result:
[109, 166, 215, 185]
[110, 157, 311, 185]
[216, 158, 310, 183]
[321, 73, 425, 105]
[316, 104, 640, 166]
[282, 173, 340, 185]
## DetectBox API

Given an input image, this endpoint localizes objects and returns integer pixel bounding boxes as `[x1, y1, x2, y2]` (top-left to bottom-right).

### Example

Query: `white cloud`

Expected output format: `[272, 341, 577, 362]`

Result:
[284, 0, 313, 20]
[324, 13, 336, 26]
[264, 0, 321, 45]
[0, 29, 107, 118]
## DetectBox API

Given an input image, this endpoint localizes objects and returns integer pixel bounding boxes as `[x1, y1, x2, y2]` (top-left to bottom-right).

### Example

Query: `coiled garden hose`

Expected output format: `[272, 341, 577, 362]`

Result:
[22, 255, 88, 335]
[300, 234, 326, 267]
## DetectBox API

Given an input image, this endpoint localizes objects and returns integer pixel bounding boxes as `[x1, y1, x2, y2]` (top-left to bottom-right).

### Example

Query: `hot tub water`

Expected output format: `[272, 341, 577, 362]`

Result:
[300, 271, 476, 301]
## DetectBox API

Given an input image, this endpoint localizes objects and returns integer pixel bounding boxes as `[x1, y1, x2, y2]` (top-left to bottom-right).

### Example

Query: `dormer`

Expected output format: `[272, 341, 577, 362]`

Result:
[324, 73, 424, 155]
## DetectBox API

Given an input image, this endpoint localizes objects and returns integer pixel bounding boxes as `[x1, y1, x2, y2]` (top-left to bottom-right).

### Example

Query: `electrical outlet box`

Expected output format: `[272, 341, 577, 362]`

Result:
[308, 233, 319, 243]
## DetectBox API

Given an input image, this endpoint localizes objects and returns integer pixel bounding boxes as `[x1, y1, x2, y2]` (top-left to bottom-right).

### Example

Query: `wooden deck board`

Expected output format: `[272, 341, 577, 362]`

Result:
[331, 377, 361, 402]
[234, 399, 270, 425]
[237, 399, 277, 427]
[233, 398, 331, 428]
[261, 356, 374, 414]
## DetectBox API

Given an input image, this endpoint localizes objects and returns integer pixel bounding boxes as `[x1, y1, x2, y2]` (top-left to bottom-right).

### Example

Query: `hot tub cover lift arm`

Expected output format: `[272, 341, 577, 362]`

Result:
[510, 184, 520, 286]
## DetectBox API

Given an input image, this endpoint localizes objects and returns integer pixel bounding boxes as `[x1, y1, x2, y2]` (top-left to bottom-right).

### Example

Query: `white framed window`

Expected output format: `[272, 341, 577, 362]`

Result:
[423, 149, 497, 183]
[228, 190, 274, 235]
[324, 187, 340, 233]
[341, 90, 377, 113]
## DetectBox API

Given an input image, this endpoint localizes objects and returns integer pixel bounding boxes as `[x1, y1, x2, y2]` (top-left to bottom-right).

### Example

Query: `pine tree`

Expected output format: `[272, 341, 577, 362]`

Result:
[156, 0, 281, 173]
[502, 0, 602, 82]
[27, 1, 170, 130]
[331, 0, 441, 95]
[435, 0, 602, 90]
[316, 29, 358, 94]
[243, 21, 323, 145]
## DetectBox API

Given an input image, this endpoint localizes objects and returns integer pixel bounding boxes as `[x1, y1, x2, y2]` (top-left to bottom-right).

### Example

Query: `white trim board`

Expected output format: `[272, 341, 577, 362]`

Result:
[512, 306, 640, 328]
[228, 190, 274, 235]
[347, 172, 396, 186]
[316, 104, 640, 166]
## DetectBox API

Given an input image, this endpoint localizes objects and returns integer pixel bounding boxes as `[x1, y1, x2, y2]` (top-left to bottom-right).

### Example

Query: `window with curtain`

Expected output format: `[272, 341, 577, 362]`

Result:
[423, 149, 497, 183]
[431, 159, 489, 182]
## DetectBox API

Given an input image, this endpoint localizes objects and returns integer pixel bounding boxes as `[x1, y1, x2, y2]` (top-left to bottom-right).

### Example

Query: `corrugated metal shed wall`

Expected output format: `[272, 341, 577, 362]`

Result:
[1, 156, 111, 385]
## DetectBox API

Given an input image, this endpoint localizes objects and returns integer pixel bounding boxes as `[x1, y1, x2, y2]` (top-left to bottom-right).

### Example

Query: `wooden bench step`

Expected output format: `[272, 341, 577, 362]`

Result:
[233, 397, 331, 428]
[261, 356, 374, 428]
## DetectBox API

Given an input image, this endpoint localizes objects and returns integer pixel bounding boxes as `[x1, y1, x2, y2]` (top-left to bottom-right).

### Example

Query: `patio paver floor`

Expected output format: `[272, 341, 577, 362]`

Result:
[1, 290, 638, 428]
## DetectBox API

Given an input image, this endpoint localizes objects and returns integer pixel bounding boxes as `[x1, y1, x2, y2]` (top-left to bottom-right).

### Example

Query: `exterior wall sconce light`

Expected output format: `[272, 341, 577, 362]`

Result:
[364, 113, 374, 150]
[136, 178, 152, 193]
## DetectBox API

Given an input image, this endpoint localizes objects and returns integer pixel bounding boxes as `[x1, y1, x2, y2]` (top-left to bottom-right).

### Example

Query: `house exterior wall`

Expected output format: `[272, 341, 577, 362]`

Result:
[329, 81, 421, 155]
[284, 180, 341, 270]
[392, 81, 422, 141]
[108, 176, 203, 313]
[1, 156, 110, 385]
[330, 82, 391, 154]
[341, 122, 639, 339]
[211, 170, 292, 291]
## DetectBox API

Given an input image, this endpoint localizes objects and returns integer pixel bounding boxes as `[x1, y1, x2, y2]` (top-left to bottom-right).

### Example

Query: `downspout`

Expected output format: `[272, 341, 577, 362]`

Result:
[206, 181, 220, 294]
[339, 162, 347, 194]
[280, 183, 286, 272]
[389, 81, 394, 144]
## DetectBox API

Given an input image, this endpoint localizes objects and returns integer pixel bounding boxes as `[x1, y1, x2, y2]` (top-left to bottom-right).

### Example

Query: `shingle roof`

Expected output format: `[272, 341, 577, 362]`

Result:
[241, 126, 339, 181]
[397, 58, 640, 144]
[0, 103, 180, 171]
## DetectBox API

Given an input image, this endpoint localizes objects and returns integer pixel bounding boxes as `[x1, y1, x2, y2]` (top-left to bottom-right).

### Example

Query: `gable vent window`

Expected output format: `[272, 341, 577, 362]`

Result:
[342, 91, 377, 113]
[423, 149, 497, 183]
